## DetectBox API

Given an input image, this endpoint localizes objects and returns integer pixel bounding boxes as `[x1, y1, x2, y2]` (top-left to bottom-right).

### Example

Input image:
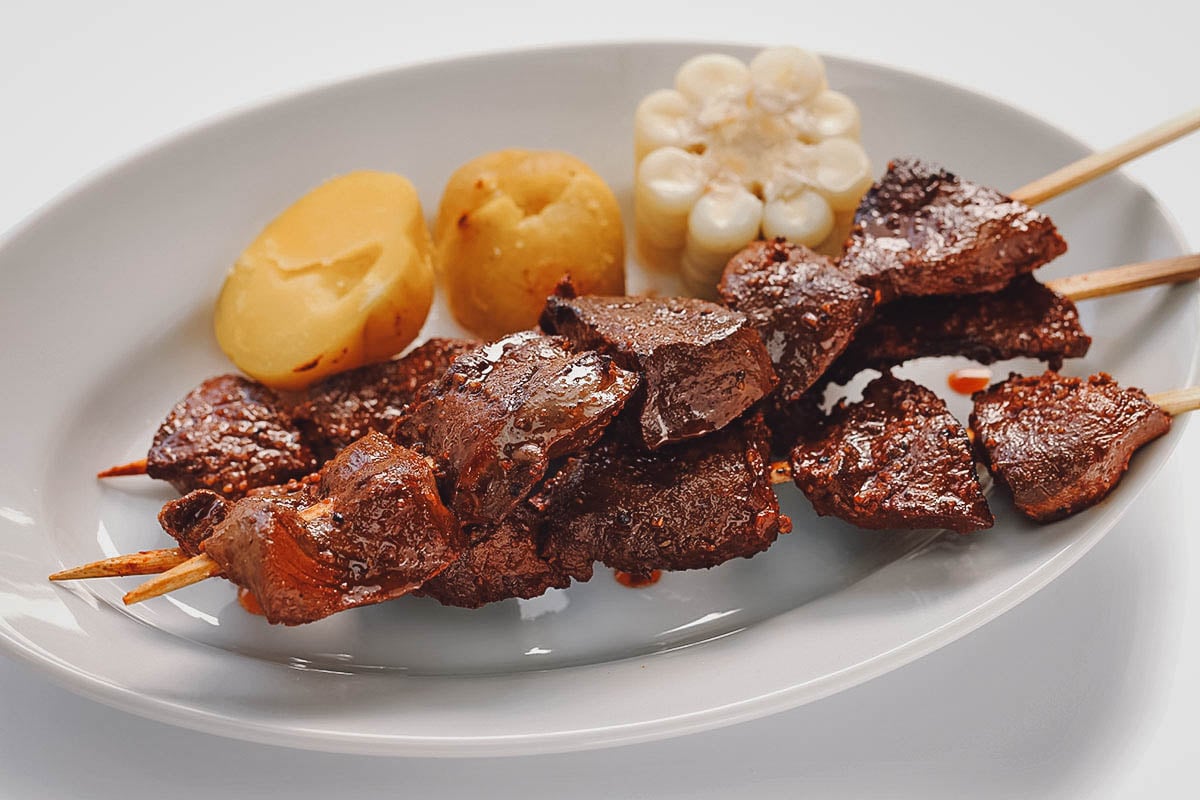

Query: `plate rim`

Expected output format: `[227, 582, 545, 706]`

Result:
[1, 39, 1196, 757]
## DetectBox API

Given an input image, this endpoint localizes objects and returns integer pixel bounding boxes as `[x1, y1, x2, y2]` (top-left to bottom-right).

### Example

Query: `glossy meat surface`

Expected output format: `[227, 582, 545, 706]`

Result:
[397, 331, 639, 525]
[542, 412, 789, 575]
[417, 504, 585, 609]
[720, 239, 875, 402]
[158, 489, 229, 556]
[202, 432, 464, 625]
[541, 286, 777, 448]
[146, 375, 317, 497]
[970, 371, 1171, 522]
[292, 337, 479, 460]
[790, 375, 993, 532]
[826, 275, 1092, 384]
[842, 159, 1067, 303]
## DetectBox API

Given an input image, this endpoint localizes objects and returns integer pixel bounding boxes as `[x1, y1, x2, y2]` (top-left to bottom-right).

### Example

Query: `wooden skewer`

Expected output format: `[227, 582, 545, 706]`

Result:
[122, 553, 221, 605]
[97, 458, 148, 478]
[1047, 253, 1200, 301]
[49, 548, 187, 580]
[1149, 387, 1200, 416]
[1010, 107, 1200, 206]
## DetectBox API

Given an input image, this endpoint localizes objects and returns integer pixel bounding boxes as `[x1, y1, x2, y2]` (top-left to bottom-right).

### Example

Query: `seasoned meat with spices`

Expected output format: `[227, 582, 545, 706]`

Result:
[970, 371, 1171, 522]
[397, 331, 639, 525]
[842, 159, 1067, 303]
[826, 275, 1091, 385]
[292, 337, 478, 460]
[202, 432, 464, 625]
[542, 412, 789, 575]
[789, 375, 993, 533]
[157, 490, 230, 556]
[417, 504, 587, 609]
[541, 283, 777, 448]
[146, 375, 317, 497]
[720, 238, 875, 402]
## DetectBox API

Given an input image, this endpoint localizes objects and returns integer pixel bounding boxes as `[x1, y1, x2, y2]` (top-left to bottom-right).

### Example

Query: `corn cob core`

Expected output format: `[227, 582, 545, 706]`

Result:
[634, 48, 872, 298]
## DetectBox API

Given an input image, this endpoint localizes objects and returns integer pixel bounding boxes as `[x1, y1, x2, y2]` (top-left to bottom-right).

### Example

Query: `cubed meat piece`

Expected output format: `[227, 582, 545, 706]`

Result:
[970, 371, 1171, 522]
[202, 432, 465, 625]
[825, 275, 1091, 385]
[542, 412, 789, 575]
[789, 375, 993, 533]
[719, 239, 875, 402]
[157, 490, 230, 556]
[540, 286, 778, 448]
[842, 159, 1067, 303]
[292, 337, 479, 460]
[417, 504, 588, 609]
[147, 375, 317, 497]
[398, 331, 639, 525]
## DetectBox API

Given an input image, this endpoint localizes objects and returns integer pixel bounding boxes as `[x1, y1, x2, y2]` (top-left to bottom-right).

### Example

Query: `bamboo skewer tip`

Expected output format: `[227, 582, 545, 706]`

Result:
[49, 548, 187, 581]
[122, 553, 221, 605]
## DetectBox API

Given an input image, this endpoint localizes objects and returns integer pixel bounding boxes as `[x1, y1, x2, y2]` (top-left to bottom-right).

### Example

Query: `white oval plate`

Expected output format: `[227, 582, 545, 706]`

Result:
[0, 42, 1195, 757]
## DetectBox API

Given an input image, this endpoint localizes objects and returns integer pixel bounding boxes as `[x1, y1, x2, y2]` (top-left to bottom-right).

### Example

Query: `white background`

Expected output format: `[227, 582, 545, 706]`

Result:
[2, 1, 1198, 796]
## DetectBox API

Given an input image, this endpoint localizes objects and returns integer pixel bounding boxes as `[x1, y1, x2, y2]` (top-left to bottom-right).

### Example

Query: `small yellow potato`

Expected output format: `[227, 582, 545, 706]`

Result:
[435, 149, 625, 339]
[215, 171, 435, 391]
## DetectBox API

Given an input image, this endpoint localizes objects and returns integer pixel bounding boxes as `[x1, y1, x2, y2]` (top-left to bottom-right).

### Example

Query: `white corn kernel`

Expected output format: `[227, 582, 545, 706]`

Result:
[762, 191, 835, 246]
[750, 47, 826, 110]
[675, 54, 752, 105]
[804, 90, 861, 140]
[813, 138, 873, 211]
[634, 89, 694, 162]
[635, 147, 707, 251]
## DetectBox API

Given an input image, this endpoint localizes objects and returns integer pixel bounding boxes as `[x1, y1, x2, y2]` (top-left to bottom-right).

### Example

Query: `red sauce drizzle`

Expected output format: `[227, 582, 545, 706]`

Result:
[237, 586, 266, 616]
[947, 367, 992, 396]
[614, 569, 662, 588]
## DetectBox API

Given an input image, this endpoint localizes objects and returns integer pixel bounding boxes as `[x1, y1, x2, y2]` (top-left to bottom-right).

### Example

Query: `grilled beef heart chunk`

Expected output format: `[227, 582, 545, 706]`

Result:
[789, 375, 993, 533]
[826, 275, 1091, 385]
[542, 412, 789, 576]
[842, 159, 1067, 303]
[202, 432, 464, 625]
[147, 375, 317, 498]
[970, 371, 1171, 522]
[398, 331, 639, 525]
[541, 285, 777, 448]
[292, 337, 478, 460]
[720, 239, 875, 402]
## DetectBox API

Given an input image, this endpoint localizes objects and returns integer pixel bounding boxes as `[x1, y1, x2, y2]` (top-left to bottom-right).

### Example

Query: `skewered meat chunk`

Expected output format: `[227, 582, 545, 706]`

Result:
[398, 331, 639, 526]
[417, 504, 585, 609]
[719, 238, 875, 402]
[147, 375, 318, 497]
[202, 432, 465, 625]
[158, 490, 230, 556]
[789, 375, 993, 533]
[292, 337, 479, 460]
[970, 372, 1171, 522]
[540, 283, 778, 448]
[542, 412, 789, 576]
[825, 275, 1092, 385]
[842, 159, 1067, 303]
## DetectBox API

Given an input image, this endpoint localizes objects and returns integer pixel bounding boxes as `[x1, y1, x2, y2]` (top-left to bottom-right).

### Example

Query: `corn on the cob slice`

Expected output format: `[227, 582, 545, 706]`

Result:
[634, 47, 872, 298]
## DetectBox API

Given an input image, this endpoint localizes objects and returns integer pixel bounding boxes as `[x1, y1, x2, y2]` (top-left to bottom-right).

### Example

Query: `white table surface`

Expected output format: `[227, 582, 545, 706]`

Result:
[2, 1, 1198, 796]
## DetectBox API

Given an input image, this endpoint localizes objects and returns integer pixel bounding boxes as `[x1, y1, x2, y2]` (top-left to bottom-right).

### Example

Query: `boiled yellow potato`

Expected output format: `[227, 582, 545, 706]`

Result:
[435, 149, 625, 339]
[215, 171, 435, 390]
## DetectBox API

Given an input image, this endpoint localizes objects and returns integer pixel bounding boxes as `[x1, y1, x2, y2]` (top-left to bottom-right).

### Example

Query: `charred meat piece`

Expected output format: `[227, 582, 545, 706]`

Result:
[202, 432, 465, 625]
[417, 504, 586, 609]
[292, 338, 479, 460]
[158, 490, 230, 556]
[789, 375, 993, 533]
[825, 275, 1092, 385]
[147, 375, 317, 497]
[720, 239, 875, 402]
[398, 331, 639, 525]
[970, 371, 1171, 522]
[541, 285, 778, 448]
[542, 412, 789, 575]
[842, 159, 1067, 303]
